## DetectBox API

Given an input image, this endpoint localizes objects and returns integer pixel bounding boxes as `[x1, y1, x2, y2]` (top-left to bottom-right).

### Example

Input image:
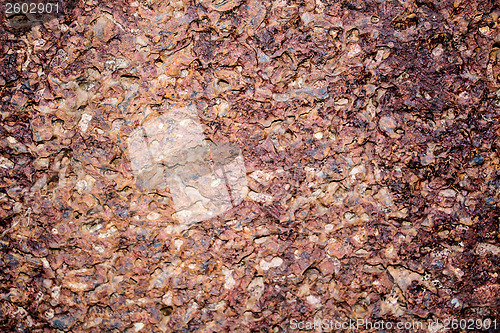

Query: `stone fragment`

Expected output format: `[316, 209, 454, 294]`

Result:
[260, 257, 283, 271]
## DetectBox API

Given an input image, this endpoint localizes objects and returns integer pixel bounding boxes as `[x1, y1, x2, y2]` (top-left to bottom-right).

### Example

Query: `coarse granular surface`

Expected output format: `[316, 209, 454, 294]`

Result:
[1, 0, 500, 332]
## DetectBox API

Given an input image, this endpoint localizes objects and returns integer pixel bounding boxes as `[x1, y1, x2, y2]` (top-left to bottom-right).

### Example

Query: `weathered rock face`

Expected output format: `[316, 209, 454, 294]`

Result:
[1, 0, 500, 332]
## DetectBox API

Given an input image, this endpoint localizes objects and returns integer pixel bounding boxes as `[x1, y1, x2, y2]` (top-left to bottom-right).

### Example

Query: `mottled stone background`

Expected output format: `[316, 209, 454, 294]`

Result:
[1, 0, 499, 332]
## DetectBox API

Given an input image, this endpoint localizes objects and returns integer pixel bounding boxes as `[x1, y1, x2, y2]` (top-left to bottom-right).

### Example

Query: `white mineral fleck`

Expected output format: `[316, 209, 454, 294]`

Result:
[78, 114, 93, 133]
[260, 257, 283, 270]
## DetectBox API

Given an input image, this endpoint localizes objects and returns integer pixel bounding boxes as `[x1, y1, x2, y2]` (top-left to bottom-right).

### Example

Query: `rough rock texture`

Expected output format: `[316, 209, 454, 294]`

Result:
[1, 0, 500, 332]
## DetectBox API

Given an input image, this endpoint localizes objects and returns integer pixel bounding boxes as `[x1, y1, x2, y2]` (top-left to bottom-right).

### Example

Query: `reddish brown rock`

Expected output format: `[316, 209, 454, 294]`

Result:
[1, 0, 500, 331]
